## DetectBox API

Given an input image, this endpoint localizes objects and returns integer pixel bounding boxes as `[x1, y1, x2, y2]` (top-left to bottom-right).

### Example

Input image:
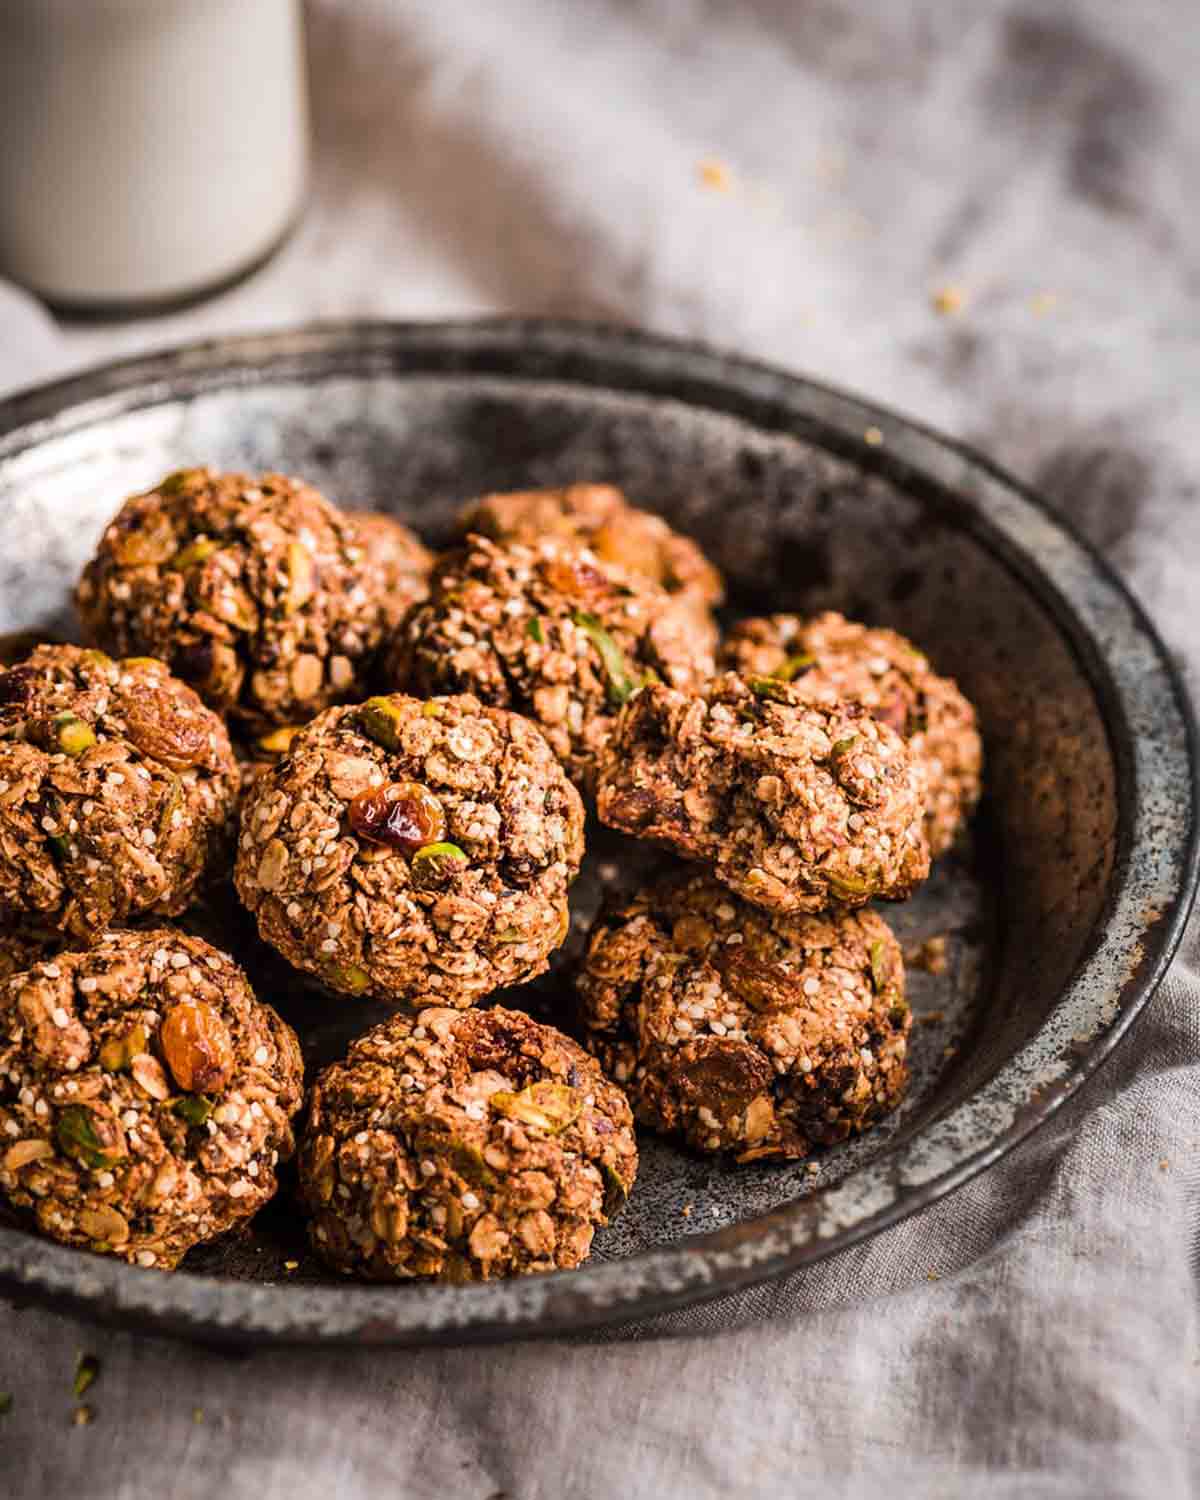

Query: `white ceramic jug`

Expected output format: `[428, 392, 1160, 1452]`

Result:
[0, 0, 309, 309]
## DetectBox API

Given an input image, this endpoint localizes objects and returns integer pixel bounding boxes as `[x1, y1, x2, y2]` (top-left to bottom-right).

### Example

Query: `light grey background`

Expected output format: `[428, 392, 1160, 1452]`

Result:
[2, 2, 1198, 1496]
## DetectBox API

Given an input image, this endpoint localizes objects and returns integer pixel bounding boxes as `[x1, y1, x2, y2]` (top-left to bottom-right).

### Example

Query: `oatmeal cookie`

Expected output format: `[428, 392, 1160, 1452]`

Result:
[0, 645, 238, 940]
[458, 483, 723, 636]
[0, 928, 303, 1268]
[595, 672, 930, 914]
[719, 612, 981, 855]
[351, 510, 433, 631]
[385, 534, 714, 792]
[235, 693, 585, 1007]
[576, 870, 909, 1159]
[76, 468, 393, 731]
[299, 1004, 637, 1281]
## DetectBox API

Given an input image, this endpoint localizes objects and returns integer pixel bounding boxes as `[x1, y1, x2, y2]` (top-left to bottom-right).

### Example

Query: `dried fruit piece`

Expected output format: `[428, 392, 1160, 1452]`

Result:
[53, 712, 96, 757]
[160, 1000, 234, 1094]
[0, 666, 38, 709]
[525, 617, 545, 644]
[571, 612, 641, 706]
[409, 841, 469, 888]
[348, 782, 446, 854]
[98, 1022, 149, 1073]
[114, 513, 176, 566]
[55, 1106, 125, 1169]
[358, 696, 406, 750]
[123, 690, 211, 770]
[489, 1081, 582, 1134]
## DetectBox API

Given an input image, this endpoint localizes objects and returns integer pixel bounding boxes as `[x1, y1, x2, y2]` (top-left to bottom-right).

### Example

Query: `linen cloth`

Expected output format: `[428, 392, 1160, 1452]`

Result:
[2, 3, 1198, 1495]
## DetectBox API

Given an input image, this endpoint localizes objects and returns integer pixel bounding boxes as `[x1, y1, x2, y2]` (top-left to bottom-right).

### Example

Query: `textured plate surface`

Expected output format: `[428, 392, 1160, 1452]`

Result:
[0, 320, 1194, 1345]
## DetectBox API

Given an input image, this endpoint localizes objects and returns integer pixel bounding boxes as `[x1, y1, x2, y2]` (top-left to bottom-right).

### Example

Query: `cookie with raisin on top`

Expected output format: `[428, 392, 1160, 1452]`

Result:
[235, 692, 584, 1007]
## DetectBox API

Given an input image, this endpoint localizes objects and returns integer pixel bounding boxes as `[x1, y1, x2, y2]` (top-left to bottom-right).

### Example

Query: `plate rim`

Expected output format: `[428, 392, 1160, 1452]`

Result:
[0, 316, 1195, 1345]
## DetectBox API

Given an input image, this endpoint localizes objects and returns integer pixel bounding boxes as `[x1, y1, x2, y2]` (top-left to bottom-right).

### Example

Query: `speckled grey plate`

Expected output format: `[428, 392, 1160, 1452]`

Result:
[0, 320, 1194, 1346]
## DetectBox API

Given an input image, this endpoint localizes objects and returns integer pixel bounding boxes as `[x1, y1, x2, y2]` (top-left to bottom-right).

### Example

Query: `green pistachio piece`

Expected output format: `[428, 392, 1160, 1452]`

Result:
[56, 1106, 125, 1169]
[78, 649, 113, 672]
[525, 616, 545, 644]
[170, 536, 220, 570]
[410, 841, 469, 889]
[831, 735, 859, 755]
[602, 1161, 630, 1217]
[99, 1022, 149, 1073]
[73, 1354, 99, 1399]
[828, 873, 876, 901]
[774, 652, 815, 681]
[748, 676, 793, 703]
[489, 1081, 582, 1134]
[327, 962, 371, 995]
[868, 940, 889, 994]
[358, 696, 405, 750]
[54, 711, 96, 757]
[47, 834, 71, 862]
[571, 612, 641, 706]
[173, 1096, 214, 1126]
[493, 926, 528, 944]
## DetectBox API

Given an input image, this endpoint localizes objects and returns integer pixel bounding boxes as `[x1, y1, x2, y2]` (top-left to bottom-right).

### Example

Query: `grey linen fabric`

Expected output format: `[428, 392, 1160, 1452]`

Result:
[2, 2, 1199, 1495]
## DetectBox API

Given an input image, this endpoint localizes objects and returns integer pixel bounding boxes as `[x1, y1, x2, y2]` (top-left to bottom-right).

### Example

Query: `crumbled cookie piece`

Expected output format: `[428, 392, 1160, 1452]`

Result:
[235, 693, 585, 1007]
[0, 928, 303, 1268]
[0, 646, 238, 940]
[386, 534, 714, 792]
[458, 483, 723, 638]
[596, 672, 929, 914]
[576, 870, 910, 1158]
[299, 1005, 637, 1281]
[719, 612, 981, 855]
[351, 511, 433, 631]
[76, 468, 395, 731]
